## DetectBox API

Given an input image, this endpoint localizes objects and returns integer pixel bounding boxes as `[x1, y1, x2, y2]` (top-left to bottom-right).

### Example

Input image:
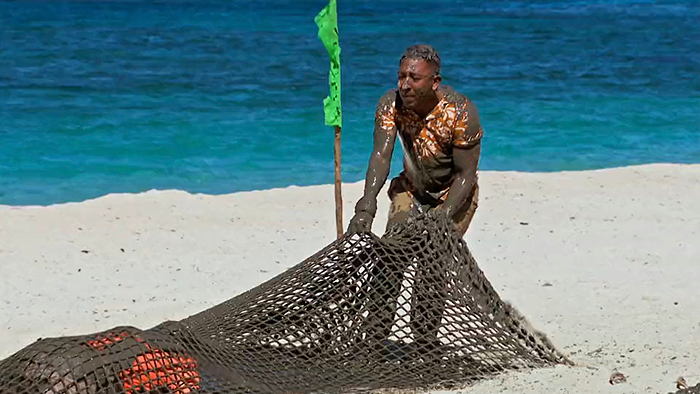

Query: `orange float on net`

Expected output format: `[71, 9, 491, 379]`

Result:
[118, 342, 201, 394]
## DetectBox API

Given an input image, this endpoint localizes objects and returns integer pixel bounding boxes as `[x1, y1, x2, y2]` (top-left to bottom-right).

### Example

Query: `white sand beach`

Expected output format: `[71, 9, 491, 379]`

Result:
[1, 163, 699, 394]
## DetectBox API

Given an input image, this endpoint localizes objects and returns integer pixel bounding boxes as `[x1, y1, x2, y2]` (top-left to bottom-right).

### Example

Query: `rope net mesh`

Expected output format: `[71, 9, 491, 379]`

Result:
[674, 384, 700, 394]
[0, 212, 568, 394]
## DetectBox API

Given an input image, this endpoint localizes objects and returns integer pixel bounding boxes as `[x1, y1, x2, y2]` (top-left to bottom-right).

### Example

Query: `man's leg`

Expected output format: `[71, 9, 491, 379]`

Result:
[411, 185, 479, 349]
[410, 260, 448, 351]
[364, 187, 417, 343]
[385, 190, 415, 232]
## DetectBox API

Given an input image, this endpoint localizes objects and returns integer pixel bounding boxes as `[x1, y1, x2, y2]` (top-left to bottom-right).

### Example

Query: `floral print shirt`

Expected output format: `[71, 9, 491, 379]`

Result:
[375, 85, 483, 202]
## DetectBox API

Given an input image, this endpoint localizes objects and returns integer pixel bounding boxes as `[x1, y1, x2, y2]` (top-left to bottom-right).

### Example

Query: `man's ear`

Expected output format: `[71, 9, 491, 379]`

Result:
[432, 75, 442, 91]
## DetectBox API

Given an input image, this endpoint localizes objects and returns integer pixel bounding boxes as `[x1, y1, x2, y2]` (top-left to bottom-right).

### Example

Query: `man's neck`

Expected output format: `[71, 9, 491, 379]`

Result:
[412, 91, 442, 118]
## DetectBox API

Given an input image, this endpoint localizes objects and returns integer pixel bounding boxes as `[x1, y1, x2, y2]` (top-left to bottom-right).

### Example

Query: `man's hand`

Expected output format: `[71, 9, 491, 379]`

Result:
[347, 211, 374, 234]
[429, 205, 459, 233]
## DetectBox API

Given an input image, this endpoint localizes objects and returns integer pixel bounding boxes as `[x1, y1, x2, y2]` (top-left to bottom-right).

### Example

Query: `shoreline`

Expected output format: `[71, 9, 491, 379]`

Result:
[3, 162, 697, 209]
[1, 163, 699, 393]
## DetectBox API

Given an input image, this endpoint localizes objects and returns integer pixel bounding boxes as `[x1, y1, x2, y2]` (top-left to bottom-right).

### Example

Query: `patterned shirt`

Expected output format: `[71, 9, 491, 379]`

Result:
[375, 85, 483, 202]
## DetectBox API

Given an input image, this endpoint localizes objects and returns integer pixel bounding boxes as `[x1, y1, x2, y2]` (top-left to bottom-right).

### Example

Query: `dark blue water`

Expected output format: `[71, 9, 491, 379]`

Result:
[1, 0, 698, 205]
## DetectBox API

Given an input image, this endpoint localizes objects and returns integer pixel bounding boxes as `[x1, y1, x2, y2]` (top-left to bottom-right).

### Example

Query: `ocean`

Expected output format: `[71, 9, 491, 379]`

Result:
[1, 0, 698, 205]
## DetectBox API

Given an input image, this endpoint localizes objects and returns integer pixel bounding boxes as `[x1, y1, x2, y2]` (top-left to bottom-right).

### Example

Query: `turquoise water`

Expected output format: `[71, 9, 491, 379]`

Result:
[1, 0, 698, 205]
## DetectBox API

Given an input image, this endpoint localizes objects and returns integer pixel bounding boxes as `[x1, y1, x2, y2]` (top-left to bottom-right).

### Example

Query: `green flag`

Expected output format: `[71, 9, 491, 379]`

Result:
[314, 0, 342, 128]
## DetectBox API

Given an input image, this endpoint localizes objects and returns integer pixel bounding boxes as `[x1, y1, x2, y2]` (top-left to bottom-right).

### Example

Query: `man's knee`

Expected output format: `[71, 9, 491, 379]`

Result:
[386, 191, 415, 231]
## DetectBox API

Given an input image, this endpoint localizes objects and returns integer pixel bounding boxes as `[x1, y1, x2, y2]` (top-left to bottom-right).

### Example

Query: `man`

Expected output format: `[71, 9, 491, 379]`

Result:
[348, 44, 483, 236]
[348, 44, 484, 353]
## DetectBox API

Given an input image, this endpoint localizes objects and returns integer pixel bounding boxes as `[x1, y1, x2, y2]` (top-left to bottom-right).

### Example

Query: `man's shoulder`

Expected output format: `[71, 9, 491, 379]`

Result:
[440, 85, 479, 119]
[377, 88, 398, 106]
[375, 89, 398, 117]
[439, 85, 470, 105]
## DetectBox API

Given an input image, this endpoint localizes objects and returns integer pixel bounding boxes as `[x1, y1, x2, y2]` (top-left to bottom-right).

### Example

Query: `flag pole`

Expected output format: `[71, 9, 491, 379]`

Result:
[333, 125, 343, 239]
[315, 0, 343, 239]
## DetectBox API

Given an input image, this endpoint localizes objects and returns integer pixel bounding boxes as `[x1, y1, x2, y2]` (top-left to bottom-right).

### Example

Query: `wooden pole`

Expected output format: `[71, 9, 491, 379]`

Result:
[333, 125, 343, 239]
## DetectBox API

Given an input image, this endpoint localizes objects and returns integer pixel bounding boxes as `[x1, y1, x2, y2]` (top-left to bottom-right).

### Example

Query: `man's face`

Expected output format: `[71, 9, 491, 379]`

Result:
[397, 58, 440, 110]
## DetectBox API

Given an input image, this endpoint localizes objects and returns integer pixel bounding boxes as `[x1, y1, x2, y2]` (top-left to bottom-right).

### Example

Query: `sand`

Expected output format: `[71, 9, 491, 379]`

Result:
[1, 163, 699, 394]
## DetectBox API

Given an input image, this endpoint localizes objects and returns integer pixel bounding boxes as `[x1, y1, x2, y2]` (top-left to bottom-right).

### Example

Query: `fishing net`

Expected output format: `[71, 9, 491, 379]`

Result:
[674, 384, 700, 394]
[0, 211, 568, 394]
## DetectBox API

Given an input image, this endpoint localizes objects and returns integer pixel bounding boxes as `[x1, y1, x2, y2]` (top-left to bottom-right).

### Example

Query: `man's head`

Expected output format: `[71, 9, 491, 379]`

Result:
[397, 44, 442, 111]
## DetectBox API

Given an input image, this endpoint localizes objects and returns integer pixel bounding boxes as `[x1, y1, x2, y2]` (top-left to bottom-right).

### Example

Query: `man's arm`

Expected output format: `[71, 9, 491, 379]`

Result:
[441, 99, 483, 222]
[347, 92, 397, 233]
[441, 143, 480, 221]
